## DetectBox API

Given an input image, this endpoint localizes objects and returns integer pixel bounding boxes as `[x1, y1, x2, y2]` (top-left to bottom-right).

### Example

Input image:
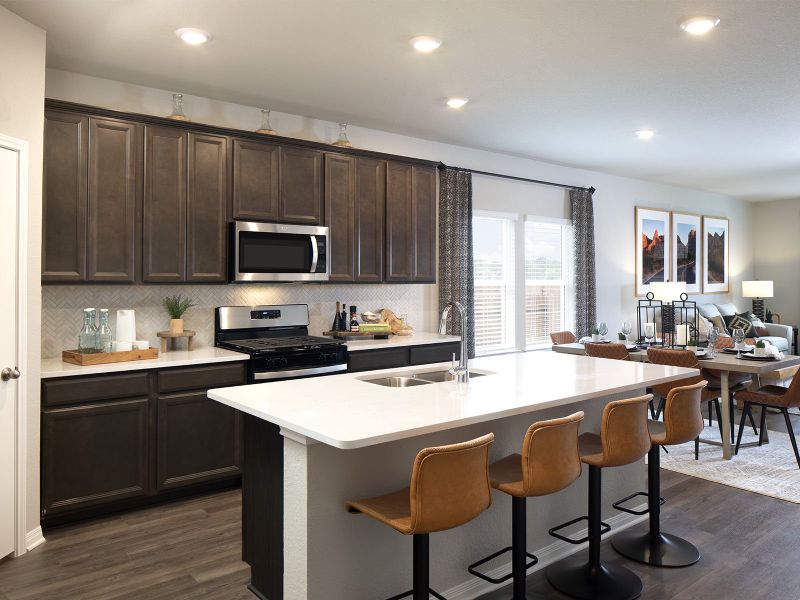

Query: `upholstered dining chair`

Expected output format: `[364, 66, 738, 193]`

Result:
[550, 331, 577, 345]
[585, 342, 629, 360]
[735, 375, 800, 469]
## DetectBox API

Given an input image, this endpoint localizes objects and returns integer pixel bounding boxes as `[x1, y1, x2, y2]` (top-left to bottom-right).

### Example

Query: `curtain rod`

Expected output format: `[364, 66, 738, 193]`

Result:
[438, 162, 595, 194]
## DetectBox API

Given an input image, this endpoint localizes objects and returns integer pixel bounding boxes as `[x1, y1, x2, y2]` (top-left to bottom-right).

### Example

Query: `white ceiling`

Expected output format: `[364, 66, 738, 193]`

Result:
[4, 0, 800, 201]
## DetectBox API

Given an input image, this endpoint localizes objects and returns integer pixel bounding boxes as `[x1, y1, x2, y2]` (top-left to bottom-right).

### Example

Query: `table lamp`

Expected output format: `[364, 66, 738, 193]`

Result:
[742, 280, 773, 321]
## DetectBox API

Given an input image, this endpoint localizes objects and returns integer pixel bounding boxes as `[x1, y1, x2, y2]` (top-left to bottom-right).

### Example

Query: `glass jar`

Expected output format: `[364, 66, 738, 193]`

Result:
[96, 308, 113, 353]
[78, 308, 98, 353]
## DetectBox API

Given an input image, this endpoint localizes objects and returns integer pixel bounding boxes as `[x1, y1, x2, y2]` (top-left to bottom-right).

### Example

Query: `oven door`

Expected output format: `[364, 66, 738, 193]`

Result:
[232, 221, 329, 282]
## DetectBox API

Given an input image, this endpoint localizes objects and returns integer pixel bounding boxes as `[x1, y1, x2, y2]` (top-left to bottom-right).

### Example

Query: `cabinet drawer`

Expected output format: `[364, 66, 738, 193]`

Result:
[158, 362, 247, 393]
[409, 342, 461, 366]
[43, 372, 150, 407]
[347, 348, 409, 373]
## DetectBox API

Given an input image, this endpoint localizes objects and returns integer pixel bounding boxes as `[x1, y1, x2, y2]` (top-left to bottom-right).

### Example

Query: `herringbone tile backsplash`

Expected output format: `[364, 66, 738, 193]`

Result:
[43, 284, 437, 357]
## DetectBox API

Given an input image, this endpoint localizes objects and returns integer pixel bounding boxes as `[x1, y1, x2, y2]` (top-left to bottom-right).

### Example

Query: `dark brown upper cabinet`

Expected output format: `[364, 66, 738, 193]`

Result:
[325, 153, 356, 281]
[232, 138, 280, 221]
[386, 162, 437, 283]
[87, 117, 141, 283]
[354, 157, 386, 282]
[187, 133, 228, 282]
[143, 126, 187, 282]
[43, 110, 88, 282]
[280, 146, 323, 224]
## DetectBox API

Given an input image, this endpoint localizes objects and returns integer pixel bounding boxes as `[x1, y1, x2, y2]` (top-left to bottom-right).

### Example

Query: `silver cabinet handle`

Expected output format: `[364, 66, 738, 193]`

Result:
[1, 367, 20, 382]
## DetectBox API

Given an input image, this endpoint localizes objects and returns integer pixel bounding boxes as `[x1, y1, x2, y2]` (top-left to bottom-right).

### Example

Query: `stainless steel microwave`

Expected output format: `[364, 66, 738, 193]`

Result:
[230, 221, 329, 282]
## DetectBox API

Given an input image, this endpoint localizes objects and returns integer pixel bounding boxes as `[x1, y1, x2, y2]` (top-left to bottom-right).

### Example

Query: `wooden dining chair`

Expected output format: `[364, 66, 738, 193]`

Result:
[585, 342, 629, 360]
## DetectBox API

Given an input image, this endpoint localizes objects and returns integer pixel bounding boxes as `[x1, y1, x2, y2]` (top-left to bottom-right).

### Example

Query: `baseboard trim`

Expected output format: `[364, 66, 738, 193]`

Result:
[25, 526, 45, 552]
[442, 504, 648, 600]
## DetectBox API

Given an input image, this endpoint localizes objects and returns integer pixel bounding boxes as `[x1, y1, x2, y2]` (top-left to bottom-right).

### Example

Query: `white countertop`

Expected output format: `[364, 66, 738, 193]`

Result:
[41, 347, 250, 379]
[208, 351, 698, 449]
[343, 332, 460, 351]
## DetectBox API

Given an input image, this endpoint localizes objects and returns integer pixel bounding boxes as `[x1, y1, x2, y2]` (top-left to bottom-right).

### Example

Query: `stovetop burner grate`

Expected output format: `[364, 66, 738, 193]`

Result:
[220, 335, 342, 354]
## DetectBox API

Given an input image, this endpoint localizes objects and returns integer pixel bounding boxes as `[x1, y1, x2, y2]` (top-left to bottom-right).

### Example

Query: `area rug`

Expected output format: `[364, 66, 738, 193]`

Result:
[659, 425, 800, 504]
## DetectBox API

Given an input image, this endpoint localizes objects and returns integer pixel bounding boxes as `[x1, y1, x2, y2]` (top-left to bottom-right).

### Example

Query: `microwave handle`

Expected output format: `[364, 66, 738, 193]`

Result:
[310, 235, 319, 273]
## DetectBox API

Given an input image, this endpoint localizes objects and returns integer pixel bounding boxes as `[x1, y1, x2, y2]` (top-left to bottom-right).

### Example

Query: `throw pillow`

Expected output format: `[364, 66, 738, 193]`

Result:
[723, 312, 766, 337]
[748, 313, 770, 337]
[709, 315, 729, 335]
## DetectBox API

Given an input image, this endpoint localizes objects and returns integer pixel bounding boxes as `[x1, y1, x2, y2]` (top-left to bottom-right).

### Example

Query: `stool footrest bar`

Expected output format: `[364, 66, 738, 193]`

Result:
[548, 515, 610, 545]
[612, 491, 666, 516]
[466, 546, 539, 584]
[385, 589, 446, 600]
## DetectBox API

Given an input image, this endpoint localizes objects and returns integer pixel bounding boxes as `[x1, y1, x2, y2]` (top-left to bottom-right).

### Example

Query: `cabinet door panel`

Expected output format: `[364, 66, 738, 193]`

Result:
[385, 162, 413, 281]
[187, 133, 228, 281]
[279, 146, 323, 224]
[355, 158, 386, 282]
[43, 110, 88, 281]
[232, 138, 280, 221]
[87, 117, 139, 282]
[143, 126, 187, 282]
[156, 392, 241, 491]
[324, 153, 355, 281]
[42, 399, 149, 515]
[412, 165, 437, 282]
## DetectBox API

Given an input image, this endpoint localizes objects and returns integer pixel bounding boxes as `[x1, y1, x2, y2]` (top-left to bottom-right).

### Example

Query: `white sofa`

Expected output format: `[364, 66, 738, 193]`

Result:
[698, 302, 793, 352]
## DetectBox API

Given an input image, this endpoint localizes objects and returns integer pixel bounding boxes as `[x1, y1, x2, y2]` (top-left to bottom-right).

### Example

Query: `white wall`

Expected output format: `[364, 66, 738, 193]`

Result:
[46, 69, 755, 336]
[0, 7, 45, 542]
[753, 198, 800, 326]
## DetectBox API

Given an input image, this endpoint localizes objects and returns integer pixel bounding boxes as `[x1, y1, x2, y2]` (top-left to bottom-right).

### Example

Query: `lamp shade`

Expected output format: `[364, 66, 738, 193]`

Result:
[742, 280, 773, 298]
[650, 281, 687, 302]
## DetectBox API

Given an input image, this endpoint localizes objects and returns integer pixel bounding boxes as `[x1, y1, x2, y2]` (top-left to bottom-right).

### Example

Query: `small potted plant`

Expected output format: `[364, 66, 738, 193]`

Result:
[162, 294, 195, 334]
[618, 332, 627, 341]
[591, 327, 602, 343]
[687, 339, 699, 354]
[755, 340, 767, 357]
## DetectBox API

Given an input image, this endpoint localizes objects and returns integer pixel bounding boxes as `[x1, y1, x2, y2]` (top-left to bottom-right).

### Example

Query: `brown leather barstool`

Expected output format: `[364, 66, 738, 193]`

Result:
[467, 412, 585, 599]
[585, 343, 630, 361]
[551, 331, 578, 345]
[546, 395, 652, 600]
[346, 433, 494, 600]
[612, 381, 708, 568]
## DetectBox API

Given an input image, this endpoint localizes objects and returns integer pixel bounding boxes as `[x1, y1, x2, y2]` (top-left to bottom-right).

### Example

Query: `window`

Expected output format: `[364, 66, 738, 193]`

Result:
[525, 221, 569, 348]
[472, 213, 516, 354]
[472, 213, 572, 355]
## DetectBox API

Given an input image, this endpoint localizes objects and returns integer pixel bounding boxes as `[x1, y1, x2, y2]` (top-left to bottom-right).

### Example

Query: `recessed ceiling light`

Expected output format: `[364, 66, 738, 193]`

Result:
[679, 16, 720, 35]
[409, 36, 442, 53]
[635, 129, 655, 140]
[446, 97, 469, 109]
[176, 28, 211, 45]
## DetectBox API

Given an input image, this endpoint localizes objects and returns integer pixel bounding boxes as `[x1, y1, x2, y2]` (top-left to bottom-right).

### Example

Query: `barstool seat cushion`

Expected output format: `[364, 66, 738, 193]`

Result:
[346, 488, 413, 534]
[577, 432, 605, 467]
[578, 396, 653, 468]
[489, 453, 526, 497]
[647, 420, 668, 445]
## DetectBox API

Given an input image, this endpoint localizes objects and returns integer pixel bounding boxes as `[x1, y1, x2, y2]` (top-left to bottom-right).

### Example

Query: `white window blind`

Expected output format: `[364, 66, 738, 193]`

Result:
[524, 221, 568, 347]
[473, 214, 516, 354]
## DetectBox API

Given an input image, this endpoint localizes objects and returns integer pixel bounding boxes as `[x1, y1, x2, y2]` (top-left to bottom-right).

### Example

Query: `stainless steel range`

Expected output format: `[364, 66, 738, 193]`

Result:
[215, 304, 347, 383]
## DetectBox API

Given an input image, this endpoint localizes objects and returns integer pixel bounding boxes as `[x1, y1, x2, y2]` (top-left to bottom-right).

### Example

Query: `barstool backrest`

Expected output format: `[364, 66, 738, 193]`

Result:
[599, 395, 652, 467]
[409, 433, 494, 534]
[551, 331, 577, 345]
[647, 348, 703, 398]
[585, 343, 629, 360]
[660, 381, 708, 445]
[522, 412, 584, 496]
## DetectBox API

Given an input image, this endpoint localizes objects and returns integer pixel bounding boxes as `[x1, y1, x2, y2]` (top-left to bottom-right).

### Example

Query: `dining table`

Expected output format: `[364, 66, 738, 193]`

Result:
[552, 342, 800, 459]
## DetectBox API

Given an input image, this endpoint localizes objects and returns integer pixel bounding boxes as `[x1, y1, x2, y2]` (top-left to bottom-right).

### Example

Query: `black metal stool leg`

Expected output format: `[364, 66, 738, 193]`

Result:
[512, 496, 528, 599]
[546, 466, 642, 599]
[413, 534, 429, 600]
[612, 446, 700, 568]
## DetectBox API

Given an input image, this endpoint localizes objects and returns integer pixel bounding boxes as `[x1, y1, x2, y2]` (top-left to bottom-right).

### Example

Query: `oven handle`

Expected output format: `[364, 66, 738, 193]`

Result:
[253, 363, 346, 381]
[309, 235, 319, 273]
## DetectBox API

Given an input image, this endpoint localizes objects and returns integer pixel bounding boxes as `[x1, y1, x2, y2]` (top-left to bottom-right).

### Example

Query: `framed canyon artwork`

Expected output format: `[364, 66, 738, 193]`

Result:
[635, 207, 671, 296]
[702, 216, 730, 293]
[671, 212, 701, 294]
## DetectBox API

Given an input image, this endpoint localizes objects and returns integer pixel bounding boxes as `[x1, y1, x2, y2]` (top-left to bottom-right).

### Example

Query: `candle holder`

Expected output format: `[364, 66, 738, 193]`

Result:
[637, 293, 663, 347]
[668, 295, 698, 349]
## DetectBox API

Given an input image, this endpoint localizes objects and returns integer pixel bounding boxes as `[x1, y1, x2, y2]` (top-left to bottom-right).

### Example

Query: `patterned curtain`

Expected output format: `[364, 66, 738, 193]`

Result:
[438, 167, 475, 357]
[571, 188, 597, 338]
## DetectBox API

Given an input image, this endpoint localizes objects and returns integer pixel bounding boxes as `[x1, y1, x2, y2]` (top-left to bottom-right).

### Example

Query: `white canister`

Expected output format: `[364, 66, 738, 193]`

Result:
[116, 309, 137, 343]
[112, 340, 133, 352]
[133, 340, 150, 350]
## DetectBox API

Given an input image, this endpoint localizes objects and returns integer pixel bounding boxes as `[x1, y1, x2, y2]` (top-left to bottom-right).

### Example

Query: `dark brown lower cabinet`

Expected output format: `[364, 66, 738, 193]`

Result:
[41, 361, 246, 527]
[347, 342, 461, 373]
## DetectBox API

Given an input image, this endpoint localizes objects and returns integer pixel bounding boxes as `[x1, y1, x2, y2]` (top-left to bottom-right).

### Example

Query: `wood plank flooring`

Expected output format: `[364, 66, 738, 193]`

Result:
[0, 406, 798, 599]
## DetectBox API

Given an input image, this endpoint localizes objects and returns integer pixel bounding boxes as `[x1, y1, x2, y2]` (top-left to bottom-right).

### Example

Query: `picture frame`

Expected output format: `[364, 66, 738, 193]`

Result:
[670, 212, 701, 294]
[635, 207, 671, 296]
[702, 216, 730, 294]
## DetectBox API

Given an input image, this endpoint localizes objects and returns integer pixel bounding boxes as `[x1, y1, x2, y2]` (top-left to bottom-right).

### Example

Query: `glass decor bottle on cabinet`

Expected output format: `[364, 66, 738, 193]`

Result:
[96, 308, 113, 353]
[78, 308, 98, 353]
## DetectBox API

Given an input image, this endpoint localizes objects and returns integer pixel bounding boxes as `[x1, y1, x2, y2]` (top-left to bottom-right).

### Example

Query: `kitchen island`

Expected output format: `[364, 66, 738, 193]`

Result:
[209, 351, 697, 599]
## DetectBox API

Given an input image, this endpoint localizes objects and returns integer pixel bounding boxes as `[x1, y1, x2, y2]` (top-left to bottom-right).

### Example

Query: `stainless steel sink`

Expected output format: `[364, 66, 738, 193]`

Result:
[414, 370, 488, 383]
[364, 376, 432, 388]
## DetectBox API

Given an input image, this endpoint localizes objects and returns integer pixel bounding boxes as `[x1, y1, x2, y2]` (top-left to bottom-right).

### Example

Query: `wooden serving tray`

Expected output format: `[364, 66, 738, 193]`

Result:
[323, 330, 391, 340]
[62, 348, 159, 366]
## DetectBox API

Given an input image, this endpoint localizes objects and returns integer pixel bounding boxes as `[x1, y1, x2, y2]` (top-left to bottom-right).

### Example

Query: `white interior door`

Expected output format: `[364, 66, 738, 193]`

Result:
[0, 143, 20, 558]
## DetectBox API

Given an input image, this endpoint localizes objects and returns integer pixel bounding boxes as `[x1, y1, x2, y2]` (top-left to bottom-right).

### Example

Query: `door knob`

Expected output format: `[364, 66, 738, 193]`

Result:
[1, 367, 20, 382]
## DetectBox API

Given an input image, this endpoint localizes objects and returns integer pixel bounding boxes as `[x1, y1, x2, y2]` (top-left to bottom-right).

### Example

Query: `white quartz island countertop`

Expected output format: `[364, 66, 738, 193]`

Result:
[209, 351, 698, 449]
[41, 347, 250, 378]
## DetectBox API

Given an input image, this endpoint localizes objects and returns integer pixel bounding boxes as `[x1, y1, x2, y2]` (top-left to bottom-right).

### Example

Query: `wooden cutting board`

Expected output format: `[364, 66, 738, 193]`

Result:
[62, 348, 159, 366]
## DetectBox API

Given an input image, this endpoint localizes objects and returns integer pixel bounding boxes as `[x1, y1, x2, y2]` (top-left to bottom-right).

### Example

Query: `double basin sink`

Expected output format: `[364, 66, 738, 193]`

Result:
[359, 369, 489, 387]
